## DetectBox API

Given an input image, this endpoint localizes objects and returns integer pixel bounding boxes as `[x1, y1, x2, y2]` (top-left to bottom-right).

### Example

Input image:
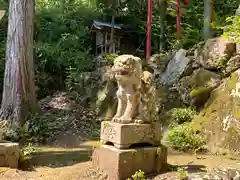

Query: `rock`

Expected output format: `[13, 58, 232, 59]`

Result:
[160, 49, 192, 85]
[237, 43, 240, 54]
[196, 37, 236, 70]
[225, 55, 240, 75]
[180, 56, 196, 77]
[0, 142, 19, 168]
[191, 70, 240, 152]
[95, 81, 117, 120]
[189, 167, 240, 180]
[176, 68, 221, 106]
[147, 52, 175, 75]
[187, 40, 206, 58]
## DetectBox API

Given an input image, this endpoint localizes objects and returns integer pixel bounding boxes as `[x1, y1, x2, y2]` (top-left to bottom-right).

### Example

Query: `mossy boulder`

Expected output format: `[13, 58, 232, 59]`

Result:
[93, 81, 117, 120]
[176, 68, 221, 106]
[147, 52, 175, 75]
[191, 70, 240, 153]
[67, 67, 118, 120]
[225, 55, 240, 75]
[155, 85, 186, 126]
[196, 37, 236, 70]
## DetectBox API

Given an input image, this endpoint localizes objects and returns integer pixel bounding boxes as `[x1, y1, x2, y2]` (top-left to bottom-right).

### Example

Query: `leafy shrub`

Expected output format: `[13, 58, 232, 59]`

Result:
[3, 113, 49, 143]
[222, 16, 240, 43]
[19, 144, 36, 169]
[33, 0, 100, 97]
[176, 167, 189, 180]
[104, 53, 118, 65]
[166, 123, 206, 152]
[168, 107, 197, 125]
[127, 170, 146, 180]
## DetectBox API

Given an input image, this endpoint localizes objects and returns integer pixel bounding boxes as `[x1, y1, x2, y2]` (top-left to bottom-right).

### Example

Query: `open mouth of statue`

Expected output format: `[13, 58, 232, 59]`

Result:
[119, 70, 130, 75]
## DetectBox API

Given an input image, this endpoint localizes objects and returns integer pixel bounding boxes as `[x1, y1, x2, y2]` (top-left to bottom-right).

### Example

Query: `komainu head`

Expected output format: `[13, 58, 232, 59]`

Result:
[112, 55, 142, 89]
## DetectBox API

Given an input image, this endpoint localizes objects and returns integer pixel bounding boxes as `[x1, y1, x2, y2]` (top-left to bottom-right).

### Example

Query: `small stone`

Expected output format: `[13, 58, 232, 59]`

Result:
[202, 175, 211, 180]
[0, 142, 19, 168]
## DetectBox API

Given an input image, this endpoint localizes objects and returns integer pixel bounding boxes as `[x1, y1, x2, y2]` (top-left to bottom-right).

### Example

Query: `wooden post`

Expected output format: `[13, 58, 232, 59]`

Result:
[176, 0, 181, 39]
[146, 0, 152, 60]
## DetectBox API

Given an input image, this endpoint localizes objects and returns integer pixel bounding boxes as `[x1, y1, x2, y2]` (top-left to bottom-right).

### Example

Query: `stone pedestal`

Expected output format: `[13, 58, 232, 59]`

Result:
[100, 121, 162, 149]
[0, 142, 19, 168]
[92, 121, 167, 180]
[92, 145, 167, 180]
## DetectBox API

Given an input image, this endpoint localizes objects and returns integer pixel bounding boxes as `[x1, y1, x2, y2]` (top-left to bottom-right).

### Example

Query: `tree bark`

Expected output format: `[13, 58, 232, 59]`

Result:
[159, 0, 167, 52]
[0, 0, 38, 123]
[204, 0, 213, 40]
[109, 15, 115, 53]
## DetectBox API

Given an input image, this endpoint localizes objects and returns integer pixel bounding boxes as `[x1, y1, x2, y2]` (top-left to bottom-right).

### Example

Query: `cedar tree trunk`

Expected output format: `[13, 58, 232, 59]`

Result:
[0, 0, 38, 122]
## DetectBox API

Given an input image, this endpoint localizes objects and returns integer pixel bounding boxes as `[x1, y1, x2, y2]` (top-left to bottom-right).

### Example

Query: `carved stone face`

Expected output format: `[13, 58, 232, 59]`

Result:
[112, 55, 137, 83]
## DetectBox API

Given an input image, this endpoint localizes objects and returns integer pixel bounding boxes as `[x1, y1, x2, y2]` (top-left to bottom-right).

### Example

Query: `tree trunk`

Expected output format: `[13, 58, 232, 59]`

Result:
[0, 0, 38, 123]
[159, 0, 167, 52]
[109, 15, 115, 53]
[204, 0, 213, 40]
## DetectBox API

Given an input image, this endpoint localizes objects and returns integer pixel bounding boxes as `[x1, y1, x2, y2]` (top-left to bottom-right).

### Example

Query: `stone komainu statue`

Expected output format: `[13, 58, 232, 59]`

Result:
[110, 54, 157, 124]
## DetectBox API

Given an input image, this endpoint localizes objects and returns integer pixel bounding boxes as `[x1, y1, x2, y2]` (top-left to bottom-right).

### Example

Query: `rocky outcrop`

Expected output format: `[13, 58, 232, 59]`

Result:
[147, 52, 174, 75]
[152, 37, 239, 108]
[191, 70, 240, 153]
[196, 37, 236, 70]
[176, 68, 221, 106]
[225, 55, 240, 75]
[160, 49, 192, 85]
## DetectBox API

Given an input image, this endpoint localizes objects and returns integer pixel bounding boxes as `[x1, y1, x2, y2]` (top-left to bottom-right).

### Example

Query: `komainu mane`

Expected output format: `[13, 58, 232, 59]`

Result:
[111, 54, 157, 124]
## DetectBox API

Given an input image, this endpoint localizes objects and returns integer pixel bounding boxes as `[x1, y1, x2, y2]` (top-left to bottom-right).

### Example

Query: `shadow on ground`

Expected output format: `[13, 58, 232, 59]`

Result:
[30, 149, 92, 168]
[147, 164, 207, 179]
[19, 140, 99, 171]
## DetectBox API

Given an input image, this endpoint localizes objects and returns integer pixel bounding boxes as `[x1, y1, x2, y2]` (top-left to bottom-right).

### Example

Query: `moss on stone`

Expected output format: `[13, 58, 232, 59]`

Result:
[190, 86, 213, 97]
[179, 68, 221, 106]
[190, 71, 240, 153]
[94, 81, 117, 120]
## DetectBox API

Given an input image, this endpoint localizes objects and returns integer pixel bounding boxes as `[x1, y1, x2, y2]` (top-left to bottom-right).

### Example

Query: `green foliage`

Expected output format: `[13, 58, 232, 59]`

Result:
[168, 107, 197, 125]
[167, 123, 206, 152]
[222, 16, 240, 43]
[104, 53, 118, 65]
[3, 113, 49, 143]
[19, 144, 36, 165]
[34, 1, 99, 97]
[128, 170, 146, 180]
[176, 167, 189, 180]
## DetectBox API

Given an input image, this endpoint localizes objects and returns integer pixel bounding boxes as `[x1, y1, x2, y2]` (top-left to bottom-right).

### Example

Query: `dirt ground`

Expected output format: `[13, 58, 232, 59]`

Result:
[0, 140, 240, 180]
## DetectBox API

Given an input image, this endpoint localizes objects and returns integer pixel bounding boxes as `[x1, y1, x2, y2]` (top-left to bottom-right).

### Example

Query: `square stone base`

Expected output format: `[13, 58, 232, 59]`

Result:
[100, 121, 162, 149]
[92, 145, 167, 180]
[0, 142, 19, 168]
